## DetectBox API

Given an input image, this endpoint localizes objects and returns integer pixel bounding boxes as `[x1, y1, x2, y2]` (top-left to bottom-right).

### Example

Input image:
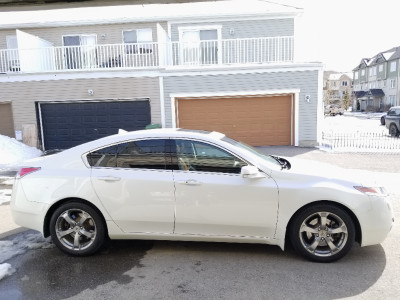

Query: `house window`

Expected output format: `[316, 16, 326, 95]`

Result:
[379, 64, 383, 72]
[361, 69, 365, 76]
[390, 61, 397, 72]
[388, 95, 395, 106]
[383, 80, 387, 87]
[178, 26, 221, 65]
[354, 72, 359, 80]
[63, 34, 97, 69]
[390, 79, 396, 88]
[342, 81, 348, 86]
[123, 29, 153, 54]
[6, 35, 19, 71]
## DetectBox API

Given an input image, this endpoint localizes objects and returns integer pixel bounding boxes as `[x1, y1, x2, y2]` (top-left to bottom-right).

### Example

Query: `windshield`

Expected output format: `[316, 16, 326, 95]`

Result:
[221, 137, 281, 167]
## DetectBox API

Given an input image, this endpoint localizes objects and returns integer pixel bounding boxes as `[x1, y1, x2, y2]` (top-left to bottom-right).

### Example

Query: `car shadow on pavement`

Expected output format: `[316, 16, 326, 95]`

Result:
[0, 238, 386, 299]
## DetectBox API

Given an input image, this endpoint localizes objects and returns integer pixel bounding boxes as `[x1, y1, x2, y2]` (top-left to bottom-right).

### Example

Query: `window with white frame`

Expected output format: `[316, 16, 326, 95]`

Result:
[123, 29, 153, 54]
[389, 95, 395, 106]
[6, 35, 19, 69]
[369, 68, 373, 76]
[361, 69, 365, 76]
[63, 34, 97, 69]
[342, 81, 348, 86]
[369, 82, 372, 89]
[390, 79, 396, 88]
[379, 64, 383, 72]
[390, 61, 397, 72]
[383, 80, 387, 87]
[179, 26, 221, 65]
[354, 72, 359, 80]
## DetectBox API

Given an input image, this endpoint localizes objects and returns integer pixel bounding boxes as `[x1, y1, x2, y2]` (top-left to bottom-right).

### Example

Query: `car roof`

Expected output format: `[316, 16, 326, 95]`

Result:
[65, 128, 227, 154]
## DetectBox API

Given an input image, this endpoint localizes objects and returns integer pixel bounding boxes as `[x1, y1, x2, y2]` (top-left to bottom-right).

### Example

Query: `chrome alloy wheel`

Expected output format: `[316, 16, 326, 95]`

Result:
[299, 211, 348, 257]
[55, 209, 97, 251]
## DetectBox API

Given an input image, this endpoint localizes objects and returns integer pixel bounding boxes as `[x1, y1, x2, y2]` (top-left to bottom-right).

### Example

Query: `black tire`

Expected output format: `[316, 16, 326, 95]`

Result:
[380, 116, 385, 126]
[389, 124, 399, 137]
[290, 204, 355, 263]
[50, 201, 106, 256]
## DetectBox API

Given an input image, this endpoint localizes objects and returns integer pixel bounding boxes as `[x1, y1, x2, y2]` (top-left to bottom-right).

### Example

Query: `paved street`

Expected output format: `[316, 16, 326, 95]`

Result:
[0, 147, 399, 300]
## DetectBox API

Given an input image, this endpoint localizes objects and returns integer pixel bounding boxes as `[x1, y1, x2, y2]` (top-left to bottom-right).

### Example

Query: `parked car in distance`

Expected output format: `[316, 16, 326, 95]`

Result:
[324, 104, 344, 116]
[385, 106, 400, 136]
[380, 113, 387, 125]
[11, 129, 394, 262]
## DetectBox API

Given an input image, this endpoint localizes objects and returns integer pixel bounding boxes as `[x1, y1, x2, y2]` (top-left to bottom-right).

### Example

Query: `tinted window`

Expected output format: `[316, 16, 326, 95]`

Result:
[87, 139, 171, 170]
[117, 139, 168, 169]
[87, 145, 118, 167]
[173, 139, 247, 173]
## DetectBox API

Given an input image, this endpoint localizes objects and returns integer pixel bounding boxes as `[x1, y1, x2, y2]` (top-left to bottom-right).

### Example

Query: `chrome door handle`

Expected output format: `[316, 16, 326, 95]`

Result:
[97, 176, 121, 182]
[177, 179, 202, 186]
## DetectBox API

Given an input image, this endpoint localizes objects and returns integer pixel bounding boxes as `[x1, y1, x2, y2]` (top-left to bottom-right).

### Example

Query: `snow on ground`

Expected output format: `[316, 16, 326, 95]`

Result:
[322, 115, 386, 134]
[0, 189, 12, 205]
[0, 232, 54, 281]
[0, 135, 42, 168]
[0, 263, 15, 281]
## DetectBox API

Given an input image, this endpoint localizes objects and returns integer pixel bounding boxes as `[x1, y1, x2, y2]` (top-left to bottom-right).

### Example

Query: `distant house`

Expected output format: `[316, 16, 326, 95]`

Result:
[353, 46, 400, 112]
[0, 0, 323, 149]
[323, 72, 353, 107]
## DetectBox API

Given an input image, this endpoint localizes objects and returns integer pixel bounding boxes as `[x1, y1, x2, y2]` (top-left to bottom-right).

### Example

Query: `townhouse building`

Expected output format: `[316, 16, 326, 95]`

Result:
[323, 71, 353, 106]
[353, 46, 400, 112]
[0, 0, 323, 150]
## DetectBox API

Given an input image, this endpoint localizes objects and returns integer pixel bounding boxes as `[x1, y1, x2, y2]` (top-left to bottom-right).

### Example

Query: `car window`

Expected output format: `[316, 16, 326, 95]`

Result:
[172, 139, 247, 173]
[87, 139, 171, 170]
[87, 145, 118, 167]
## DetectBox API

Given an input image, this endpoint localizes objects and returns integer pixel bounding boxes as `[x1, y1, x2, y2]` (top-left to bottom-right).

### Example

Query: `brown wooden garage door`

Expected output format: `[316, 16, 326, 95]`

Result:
[176, 95, 293, 146]
[0, 102, 15, 138]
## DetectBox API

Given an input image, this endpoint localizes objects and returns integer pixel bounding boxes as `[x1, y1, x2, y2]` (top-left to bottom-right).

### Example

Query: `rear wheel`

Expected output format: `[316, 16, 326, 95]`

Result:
[50, 202, 105, 256]
[290, 204, 355, 262]
[389, 124, 399, 137]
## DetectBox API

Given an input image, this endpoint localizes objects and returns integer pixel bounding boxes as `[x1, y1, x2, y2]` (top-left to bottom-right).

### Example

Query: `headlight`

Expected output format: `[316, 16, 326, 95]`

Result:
[354, 186, 387, 196]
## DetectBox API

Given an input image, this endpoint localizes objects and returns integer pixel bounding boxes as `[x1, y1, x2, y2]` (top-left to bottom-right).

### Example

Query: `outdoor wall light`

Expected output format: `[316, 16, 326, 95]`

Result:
[229, 28, 235, 35]
[101, 34, 106, 40]
[305, 95, 311, 103]
[88, 89, 94, 96]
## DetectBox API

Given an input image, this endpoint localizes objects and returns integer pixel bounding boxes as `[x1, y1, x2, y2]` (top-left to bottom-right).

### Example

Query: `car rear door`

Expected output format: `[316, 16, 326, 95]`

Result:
[90, 139, 176, 234]
[171, 139, 279, 238]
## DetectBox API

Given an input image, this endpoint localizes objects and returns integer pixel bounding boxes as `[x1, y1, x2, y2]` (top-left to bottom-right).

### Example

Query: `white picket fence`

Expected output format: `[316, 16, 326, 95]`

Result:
[321, 131, 400, 152]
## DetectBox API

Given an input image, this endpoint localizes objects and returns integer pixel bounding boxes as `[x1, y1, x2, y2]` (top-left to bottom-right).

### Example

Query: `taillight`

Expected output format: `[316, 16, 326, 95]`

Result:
[17, 167, 41, 178]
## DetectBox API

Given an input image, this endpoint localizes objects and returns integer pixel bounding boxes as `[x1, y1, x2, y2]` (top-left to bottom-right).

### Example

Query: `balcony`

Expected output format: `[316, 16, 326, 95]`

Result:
[0, 36, 294, 74]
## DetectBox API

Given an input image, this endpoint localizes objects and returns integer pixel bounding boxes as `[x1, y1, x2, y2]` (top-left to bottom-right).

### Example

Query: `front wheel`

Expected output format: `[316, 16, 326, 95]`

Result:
[389, 124, 399, 137]
[50, 202, 106, 256]
[290, 204, 355, 262]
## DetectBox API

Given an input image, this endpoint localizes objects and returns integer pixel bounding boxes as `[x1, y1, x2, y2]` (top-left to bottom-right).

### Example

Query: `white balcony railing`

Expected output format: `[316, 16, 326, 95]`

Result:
[0, 36, 294, 74]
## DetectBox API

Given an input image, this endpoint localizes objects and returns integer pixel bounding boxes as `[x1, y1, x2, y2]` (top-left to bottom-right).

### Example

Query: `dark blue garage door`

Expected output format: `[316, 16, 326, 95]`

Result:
[40, 100, 151, 150]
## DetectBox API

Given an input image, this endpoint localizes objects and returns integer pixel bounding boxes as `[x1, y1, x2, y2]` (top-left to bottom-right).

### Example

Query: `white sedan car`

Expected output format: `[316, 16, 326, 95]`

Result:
[11, 129, 393, 262]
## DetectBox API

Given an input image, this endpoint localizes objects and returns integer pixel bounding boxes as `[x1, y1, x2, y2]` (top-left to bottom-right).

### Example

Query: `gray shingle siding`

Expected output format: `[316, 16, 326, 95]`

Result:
[170, 18, 294, 41]
[163, 70, 319, 143]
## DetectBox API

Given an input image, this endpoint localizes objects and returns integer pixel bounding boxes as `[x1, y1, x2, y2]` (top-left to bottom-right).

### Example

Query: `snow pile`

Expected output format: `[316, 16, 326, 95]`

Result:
[0, 232, 54, 281]
[0, 135, 42, 167]
[0, 189, 12, 205]
[0, 263, 15, 281]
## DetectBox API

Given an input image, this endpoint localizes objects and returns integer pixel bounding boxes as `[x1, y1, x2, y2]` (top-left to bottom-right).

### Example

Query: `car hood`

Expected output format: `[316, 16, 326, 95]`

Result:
[280, 157, 383, 188]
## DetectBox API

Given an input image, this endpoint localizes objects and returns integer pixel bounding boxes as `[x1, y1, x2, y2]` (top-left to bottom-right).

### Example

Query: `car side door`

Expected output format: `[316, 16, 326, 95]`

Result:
[171, 139, 279, 238]
[89, 139, 176, 234]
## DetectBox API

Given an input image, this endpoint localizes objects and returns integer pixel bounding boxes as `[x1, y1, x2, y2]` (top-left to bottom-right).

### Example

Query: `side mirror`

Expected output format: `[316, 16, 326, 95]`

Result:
[241, 166, 264, 178]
